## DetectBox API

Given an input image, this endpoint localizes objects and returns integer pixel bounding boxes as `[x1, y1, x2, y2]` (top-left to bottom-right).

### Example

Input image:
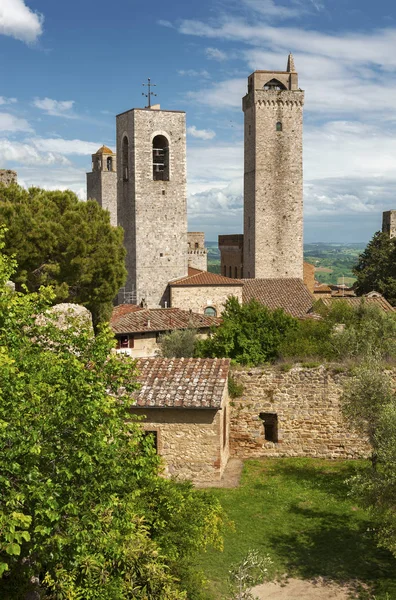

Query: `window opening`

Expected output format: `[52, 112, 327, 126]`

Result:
[223, 407, 227, 449]
[224, 265, 227, 277]
[122, 136, 129, 181]
[259, 413, 278, 442]
[143, 430, 158, 453]
[107, 156, 113, 171]
[195, 242, 199, 249]
[235, 266, 238, 278]
[118, 335, 134, 349]
[153, 135, 169, 181]
[276, 122, 282, 132]
[263, 78, 287, 91]
[229, 266, 232, 278]
[204, 306, 217, 317]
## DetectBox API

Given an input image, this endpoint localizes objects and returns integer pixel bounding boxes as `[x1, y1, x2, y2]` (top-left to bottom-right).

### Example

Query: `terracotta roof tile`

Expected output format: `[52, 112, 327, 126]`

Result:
[319, 295, 395, 313]
[134, 357, 230, 409]
[111, 307, 220, 334]
[242, 278, 313, 318]
[111, 304, 142, 325]
[171, 268, 242, 287]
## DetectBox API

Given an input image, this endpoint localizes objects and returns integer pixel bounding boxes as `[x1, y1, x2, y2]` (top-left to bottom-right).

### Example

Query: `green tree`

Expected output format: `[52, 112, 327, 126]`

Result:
[197, 297, 298, 365]
[353, 231, 396, 305]
[0, 234, 225, 599]
[0, 184, 127, 326]
[158, 328, 198, 358]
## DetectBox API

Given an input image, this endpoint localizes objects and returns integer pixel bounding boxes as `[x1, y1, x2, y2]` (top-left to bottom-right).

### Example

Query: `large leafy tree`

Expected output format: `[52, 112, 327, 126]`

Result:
[0, 235, 224, 599]
[0, 184, 127, 326]
[197, 297, 298, 365]
[353, 231, 396, 305]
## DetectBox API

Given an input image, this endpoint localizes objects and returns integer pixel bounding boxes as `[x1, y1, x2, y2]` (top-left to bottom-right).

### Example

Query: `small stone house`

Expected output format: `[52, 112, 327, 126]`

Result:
[131, 357, 231, 483]
[170, 267, 243, 317]
[111, 306, 219, 357]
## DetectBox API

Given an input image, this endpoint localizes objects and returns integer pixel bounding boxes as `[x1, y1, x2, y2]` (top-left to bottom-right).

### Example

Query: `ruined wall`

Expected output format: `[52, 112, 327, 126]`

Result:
[230, 365, 369, 459]
[130, 392, 229, 483]
[116, 108, 188, 308]
[243, 73, 304, 280]
[0, 170, 17, 186]
[170, 284, 243, 316]
[219, 234, 244, 279]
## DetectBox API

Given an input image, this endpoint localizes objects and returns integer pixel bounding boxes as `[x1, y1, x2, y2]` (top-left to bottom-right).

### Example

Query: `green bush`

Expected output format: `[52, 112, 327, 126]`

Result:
[228, 375, 244, 398]
[158, 328, 198, 358]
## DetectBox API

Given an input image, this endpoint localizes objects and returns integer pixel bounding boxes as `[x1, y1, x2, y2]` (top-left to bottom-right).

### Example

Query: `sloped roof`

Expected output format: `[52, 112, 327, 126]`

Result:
[111, 307, 220, 334]
[319, 295, 395, 313]
[95, 145, 114, 155]
[133, 357, 230, 409]
[242, 278, 313, 318]
[170, 267, 242, 287]
[111, 304, 143, 325]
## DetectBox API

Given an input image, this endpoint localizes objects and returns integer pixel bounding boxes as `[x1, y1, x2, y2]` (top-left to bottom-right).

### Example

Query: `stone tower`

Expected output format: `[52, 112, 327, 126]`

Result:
[86, 145, 117, 226]
[243, 54, 304, 279]
[116, 105, 188, 307]
[382, 210, 396, 238]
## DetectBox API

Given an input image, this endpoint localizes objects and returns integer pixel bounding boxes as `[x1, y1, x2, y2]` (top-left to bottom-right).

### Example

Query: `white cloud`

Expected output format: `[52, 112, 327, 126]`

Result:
[157, 19, 173, 28]
[187, 126, 216, 140]
[0, 96, 17, 105]
[178, 69, 210, 78]
[28, 137, 106, 155]
[187, 78, 246, 109]
[0, 139, 70, 166]
[0, 112, 32, 132]
[0, 0, 43, 43]
[33, 97, 76, 118]
[205, 47, 227, 61]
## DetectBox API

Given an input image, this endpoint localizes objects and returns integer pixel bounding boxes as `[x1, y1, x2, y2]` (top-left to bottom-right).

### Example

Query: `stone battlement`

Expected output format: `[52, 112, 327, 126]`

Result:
[0, 170, 17, 186]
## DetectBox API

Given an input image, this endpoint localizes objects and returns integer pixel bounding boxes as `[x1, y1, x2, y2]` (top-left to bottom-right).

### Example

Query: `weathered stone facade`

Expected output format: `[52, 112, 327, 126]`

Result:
[230, 365, 369, 459]
[187, 232, 207, 271]
[303, 261, 315, 294]
[86, 146, 117, 226]
[116, 107, 188, 307]
[243, 56, 304, 280]
[170, 283, 243, 316]
[0, 169, 17, 186]
[219, 234, 244, 279]
[382, 210, 396, 238]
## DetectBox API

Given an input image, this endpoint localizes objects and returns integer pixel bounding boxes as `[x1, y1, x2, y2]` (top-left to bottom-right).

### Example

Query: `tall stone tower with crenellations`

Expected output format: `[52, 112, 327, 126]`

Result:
[243, 53, 304, 279]
[86, 146, 117, 226]
[116, 104, 188, 307]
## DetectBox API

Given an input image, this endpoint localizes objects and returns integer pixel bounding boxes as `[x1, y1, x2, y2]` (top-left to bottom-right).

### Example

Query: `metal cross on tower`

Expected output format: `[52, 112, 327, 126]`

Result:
[142, 78, 157, 108]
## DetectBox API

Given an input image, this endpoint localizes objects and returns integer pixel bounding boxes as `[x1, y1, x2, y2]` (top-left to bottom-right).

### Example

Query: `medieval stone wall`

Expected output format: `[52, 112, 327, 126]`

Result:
[130, 393, 229, 483]
[170, 284, 243, 316]
[382, 210, 396, 239]
[116, 108, 188, 308]
[87, 171, 117, 226]
[243, 82, 304, 280]
[0, 170, 17, 186]
[230, 365, 369, 459]
[219, 234, 244, 279]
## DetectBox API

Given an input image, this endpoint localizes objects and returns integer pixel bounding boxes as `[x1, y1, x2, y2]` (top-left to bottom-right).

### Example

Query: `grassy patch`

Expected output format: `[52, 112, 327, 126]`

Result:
[196, 458, 396, 599]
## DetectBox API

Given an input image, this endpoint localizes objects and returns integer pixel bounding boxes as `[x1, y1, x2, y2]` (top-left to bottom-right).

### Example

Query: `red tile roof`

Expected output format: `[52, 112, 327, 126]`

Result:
[134, 357, 230, 409]
[170, 267, 242, 287]
[111, 304, 142, 325]
[242, 278, 313, 318]
[319, 295, 395, 313]
[111, 307, 220, 334]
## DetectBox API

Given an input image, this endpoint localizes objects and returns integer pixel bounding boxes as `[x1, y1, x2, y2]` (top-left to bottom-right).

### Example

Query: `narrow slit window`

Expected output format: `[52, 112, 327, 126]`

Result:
[276, 122, 282, 132]
[107, 156, 113, 171]
[122, 136, 129, 181]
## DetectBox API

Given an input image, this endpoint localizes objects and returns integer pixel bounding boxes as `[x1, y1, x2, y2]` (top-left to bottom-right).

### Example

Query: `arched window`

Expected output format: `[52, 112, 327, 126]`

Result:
[107, 156, 113, 171]
[224, 265, 227, 277]
[153, 135, 169, 181]
[263, 78, 287, 91]
[122, 136, 129, 181]
[204, 306, 217, 317]
[235, 266, 238, 278]
[276, 122, 282, 132]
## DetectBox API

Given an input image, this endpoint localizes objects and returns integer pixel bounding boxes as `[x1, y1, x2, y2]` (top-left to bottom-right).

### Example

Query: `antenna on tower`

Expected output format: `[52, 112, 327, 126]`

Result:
[142, 78, 157, 108]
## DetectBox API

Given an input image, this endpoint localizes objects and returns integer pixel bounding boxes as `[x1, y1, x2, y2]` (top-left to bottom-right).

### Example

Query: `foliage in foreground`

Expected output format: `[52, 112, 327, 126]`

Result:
[353, 231, 396, 305]
[228, 550, 272, 600]
[0, 236, 225, 599]
[0, 184, 127, 326]
[197, 297, 298, 365]
[158, 328, 198, 358]
[342, 358, 396, 561]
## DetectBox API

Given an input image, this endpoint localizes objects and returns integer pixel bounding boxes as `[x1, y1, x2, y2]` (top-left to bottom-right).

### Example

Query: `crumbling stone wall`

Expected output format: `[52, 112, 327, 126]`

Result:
[0, 169, 17, 186]
[230, 365, 369, 459]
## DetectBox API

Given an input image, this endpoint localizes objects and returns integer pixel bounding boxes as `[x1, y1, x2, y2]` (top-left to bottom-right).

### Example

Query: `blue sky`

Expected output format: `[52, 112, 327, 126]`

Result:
[2, 0, 396, 242]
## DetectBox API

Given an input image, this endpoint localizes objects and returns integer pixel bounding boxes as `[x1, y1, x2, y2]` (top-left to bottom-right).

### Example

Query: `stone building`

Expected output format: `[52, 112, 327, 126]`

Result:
[382, 210, 396, 238]
[170, 267, 243, 317]
[187, 232, 208, 271]
[111, 305, 219, 357]
[219, 54, 304, 281]
[219, 234, 244, 279]
[130, 357, 230, 483]
[0, 169, 17, 186]
[86, 146, 117, 226]
[116, 104, 188, 308]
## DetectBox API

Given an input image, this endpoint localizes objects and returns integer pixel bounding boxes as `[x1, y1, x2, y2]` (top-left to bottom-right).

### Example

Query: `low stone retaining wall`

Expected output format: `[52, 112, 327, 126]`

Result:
[230, 365, 370, 459]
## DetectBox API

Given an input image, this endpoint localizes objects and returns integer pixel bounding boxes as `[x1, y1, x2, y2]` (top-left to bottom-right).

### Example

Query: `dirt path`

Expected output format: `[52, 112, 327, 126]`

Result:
[252, 578, 360, 599]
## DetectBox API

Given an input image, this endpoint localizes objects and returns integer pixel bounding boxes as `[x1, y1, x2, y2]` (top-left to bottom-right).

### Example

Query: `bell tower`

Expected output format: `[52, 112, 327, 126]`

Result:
[86, 145, 117, 226]
[116, 104, 188, 307]
[243, 54, 304, 279]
